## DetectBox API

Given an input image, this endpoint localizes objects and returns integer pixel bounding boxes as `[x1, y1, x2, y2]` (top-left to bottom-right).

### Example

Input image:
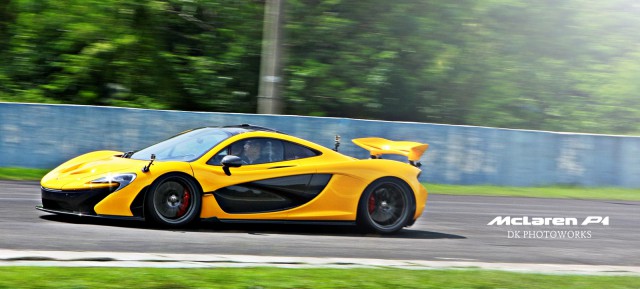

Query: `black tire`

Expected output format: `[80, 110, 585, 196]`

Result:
[144, 174, 202, 228]
[357, 177, 414, 234]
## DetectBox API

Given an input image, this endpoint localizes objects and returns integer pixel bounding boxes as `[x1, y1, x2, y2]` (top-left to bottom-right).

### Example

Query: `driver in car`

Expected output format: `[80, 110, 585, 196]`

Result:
[241, 140, 269, 164]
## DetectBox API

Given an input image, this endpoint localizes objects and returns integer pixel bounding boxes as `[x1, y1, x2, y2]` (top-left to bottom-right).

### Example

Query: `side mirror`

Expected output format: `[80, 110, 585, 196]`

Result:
[221, 155, 243, 176]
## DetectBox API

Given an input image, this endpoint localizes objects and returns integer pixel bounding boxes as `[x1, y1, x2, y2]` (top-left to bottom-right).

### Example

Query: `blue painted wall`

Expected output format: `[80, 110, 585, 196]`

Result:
[1, 102, 639, 187]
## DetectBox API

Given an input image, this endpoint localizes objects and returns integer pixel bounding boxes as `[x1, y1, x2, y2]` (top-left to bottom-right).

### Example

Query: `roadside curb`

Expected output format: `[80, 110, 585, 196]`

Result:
[0, 250, 638, 275]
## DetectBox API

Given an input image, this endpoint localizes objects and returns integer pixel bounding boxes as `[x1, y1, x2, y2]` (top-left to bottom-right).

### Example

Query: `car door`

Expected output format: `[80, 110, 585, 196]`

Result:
[194, 137, 329, 219]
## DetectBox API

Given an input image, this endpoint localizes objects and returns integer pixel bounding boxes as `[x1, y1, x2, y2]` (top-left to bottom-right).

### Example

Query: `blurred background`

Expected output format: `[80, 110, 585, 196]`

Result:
[1, 0, 640, 135]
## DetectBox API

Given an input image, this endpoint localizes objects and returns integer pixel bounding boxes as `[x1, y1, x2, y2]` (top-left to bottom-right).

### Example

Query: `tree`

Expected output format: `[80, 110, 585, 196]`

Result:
[2, 0, 640, 135]
[0, 0, 264, 111]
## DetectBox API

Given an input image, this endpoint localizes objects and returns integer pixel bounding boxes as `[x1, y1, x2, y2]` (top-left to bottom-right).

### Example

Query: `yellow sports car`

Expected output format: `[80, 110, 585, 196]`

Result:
[37, 125, 428, 233]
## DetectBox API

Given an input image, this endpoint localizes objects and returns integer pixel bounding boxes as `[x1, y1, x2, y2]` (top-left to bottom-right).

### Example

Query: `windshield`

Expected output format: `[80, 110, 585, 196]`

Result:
[130, 128, 231, 162]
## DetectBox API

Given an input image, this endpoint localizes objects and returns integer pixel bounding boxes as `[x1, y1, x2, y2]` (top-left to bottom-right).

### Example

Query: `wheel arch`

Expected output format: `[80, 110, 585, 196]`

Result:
[142, 171, 204, 220]
[361, 176, 416, 201]
[356, 176, 417, 232]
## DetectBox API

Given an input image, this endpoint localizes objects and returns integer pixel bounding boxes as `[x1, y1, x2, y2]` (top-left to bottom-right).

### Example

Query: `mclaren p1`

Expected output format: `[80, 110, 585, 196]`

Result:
[37, 125, 428, 233]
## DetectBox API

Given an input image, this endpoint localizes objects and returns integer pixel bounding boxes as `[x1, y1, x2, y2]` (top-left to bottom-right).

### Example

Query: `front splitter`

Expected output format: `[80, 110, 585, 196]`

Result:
[36, 205, 144, 221]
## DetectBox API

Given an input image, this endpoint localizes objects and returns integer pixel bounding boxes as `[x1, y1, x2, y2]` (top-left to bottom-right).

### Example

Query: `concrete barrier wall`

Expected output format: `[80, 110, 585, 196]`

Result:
[1, 102, 639, 187]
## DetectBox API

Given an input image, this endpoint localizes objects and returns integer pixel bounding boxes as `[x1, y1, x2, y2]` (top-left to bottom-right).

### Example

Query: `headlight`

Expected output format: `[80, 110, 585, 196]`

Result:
[90, 173, 137, 191]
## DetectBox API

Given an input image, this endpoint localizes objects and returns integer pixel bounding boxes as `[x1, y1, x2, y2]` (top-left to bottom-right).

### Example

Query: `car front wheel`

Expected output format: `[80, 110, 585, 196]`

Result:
[145, 174, 201, 227]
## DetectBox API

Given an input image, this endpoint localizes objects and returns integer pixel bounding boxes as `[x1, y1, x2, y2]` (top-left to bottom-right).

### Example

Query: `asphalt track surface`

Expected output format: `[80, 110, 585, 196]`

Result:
[1, 181, 638, 267]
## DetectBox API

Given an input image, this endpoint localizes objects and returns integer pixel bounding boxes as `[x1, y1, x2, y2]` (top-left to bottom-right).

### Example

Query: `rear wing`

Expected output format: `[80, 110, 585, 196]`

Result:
[352, 137, 428, 167]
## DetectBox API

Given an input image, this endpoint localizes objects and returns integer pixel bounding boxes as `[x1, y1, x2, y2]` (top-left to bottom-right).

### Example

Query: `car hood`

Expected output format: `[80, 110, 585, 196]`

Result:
[41, 150, 147, 190]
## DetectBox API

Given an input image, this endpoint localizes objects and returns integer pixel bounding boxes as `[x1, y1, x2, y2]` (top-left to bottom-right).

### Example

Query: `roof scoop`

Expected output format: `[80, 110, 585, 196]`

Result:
[142, 154, 156, 173]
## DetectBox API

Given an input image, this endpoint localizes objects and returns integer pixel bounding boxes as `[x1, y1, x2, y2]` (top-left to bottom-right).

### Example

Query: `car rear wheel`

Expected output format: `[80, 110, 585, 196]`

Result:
[145, 174, 201, 227]
[357, 178, 414, 234]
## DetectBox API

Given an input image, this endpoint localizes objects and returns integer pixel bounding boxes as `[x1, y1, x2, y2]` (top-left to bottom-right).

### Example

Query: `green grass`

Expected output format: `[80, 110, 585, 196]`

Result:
[0, 267, 637, 289]
[426, 183, 640, 201]
[0, 167, 49, 181]
[1, 167, 638, 201]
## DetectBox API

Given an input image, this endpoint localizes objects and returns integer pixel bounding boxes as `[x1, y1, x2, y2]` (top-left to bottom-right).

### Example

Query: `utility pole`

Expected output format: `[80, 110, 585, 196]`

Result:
[257, 0, 284, 114]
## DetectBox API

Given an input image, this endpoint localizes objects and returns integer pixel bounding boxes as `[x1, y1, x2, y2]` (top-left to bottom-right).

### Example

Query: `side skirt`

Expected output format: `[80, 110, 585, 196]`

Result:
[204, 217, 356, 226]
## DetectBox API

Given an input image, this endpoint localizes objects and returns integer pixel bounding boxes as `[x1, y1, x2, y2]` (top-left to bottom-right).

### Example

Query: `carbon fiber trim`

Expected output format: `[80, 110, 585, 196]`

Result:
[212, 174, 332, 214]
[36, 205, 144, 221]
[41, 186, 115, 215]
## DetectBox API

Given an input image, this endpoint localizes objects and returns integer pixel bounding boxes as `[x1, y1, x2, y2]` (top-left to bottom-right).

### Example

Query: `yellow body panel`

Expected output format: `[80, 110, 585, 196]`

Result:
[41, 150, 125, 189]
[41, 130, 428, 223]
[191, 131, 357, 220]
[93, 161, 193, 216]
[41, 151, 195, 217]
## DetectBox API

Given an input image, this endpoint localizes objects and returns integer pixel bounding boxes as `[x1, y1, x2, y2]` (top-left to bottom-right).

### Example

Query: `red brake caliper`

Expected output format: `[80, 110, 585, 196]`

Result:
[368, 194, 376, 214]
[176, 188, 191, 217]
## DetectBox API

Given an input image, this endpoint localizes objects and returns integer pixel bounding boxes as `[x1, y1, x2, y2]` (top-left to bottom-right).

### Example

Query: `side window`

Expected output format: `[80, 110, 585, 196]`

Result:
[284, 141, 320, 160]
[208, 138, 284, 165]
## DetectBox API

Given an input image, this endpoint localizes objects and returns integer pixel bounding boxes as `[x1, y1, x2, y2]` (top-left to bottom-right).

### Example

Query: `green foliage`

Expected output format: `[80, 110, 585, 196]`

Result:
[0, 167, 50, 181]
[426, 183, 640, 201]
[0, 267, 638, 289]
[1, 0, 640, 134]
[284, 0, 640, 134]
[0, 0, 262, 112]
